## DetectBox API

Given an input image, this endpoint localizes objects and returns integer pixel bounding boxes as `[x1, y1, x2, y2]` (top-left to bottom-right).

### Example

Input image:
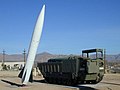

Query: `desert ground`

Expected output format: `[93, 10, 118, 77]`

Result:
[0, 71, 120, 90]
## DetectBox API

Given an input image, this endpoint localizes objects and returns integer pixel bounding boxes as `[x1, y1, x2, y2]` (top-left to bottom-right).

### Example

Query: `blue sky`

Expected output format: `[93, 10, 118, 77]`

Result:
[0, 0, 120, 55]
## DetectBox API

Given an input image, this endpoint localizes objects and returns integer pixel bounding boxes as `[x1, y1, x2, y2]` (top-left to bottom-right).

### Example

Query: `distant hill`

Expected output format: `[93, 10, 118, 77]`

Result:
[0, 52, 120, 62]
[0, 54, 23, 62]
[0, 52, 67, 62]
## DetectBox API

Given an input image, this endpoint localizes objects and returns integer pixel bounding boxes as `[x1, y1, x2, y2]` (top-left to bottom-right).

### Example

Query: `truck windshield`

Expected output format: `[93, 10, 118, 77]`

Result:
[82, 49, 104, 60]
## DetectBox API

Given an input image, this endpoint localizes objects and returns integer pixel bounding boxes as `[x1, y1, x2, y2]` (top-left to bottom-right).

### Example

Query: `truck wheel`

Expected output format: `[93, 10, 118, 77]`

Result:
[72, 79, 78, 85]
[91, 75, 100, 84]
[96, 75, 100, 83]
[66, 79, 72, 86]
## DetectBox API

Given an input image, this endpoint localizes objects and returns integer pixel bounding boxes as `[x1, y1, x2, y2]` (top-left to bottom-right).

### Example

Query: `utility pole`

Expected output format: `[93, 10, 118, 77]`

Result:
[2, 49, 5, 65]
[23, 49, 26, 66]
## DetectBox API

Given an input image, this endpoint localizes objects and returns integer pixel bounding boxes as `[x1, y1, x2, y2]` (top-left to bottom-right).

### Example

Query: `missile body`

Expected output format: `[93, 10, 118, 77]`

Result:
[22, 5, 45, 85]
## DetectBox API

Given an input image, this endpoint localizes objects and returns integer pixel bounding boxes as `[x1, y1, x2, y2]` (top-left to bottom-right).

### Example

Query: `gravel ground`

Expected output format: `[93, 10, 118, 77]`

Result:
[0, 71, 120, 90]
[78, 74, 120, 90]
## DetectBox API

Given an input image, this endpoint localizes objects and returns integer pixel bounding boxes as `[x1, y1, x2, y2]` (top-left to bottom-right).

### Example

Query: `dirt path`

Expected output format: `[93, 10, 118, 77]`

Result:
[0, 71, 120, 90]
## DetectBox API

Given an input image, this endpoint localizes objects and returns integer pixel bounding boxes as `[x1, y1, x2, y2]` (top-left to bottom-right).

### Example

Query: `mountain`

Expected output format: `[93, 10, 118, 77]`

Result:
[0, 52, 120, 62]
[0, 54, 24, 62]
[0, 52, 67, 62]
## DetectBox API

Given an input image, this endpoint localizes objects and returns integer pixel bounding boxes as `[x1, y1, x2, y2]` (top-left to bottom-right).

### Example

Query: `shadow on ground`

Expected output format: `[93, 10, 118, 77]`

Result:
[1, 79, 98, 90]
[1, 79, 23, 87]
[34, 79, 46, 83]
[34, 79, 97, 90]
[74, 86, 98, 90]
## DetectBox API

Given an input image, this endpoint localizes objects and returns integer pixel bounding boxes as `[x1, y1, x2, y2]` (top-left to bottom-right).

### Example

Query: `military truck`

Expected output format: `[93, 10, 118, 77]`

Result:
[37, 49, 105, 85]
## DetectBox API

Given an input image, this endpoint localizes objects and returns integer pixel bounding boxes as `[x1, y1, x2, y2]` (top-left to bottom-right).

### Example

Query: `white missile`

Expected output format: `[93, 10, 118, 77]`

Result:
[21, 5, 45, 85]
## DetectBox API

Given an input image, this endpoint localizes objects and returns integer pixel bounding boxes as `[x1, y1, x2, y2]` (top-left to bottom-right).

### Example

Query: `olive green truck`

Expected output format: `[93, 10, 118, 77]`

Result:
[37, 49, 105, 85]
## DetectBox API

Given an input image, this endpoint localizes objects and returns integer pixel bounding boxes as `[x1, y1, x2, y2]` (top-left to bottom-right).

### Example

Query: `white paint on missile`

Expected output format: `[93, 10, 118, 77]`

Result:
[22, 5, 45, 85]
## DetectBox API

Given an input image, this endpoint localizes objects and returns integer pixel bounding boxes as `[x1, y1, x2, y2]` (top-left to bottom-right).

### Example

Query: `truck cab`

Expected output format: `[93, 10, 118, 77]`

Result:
[81, 49, 105, 83]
